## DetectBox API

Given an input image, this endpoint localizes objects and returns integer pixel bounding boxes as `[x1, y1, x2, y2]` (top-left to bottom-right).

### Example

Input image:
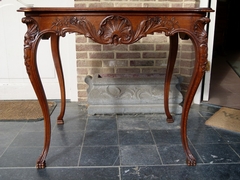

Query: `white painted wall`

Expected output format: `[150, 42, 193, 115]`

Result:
[0, 0, 78, 101]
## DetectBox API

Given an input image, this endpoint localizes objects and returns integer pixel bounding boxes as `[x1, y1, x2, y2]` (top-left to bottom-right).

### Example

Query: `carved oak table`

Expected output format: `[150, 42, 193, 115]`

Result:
[17, 7, 213, 168]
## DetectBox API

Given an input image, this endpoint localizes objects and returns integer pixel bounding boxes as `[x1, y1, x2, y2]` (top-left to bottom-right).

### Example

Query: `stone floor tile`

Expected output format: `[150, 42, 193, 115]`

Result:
[119, 130, 154, 145]
[120, 145, 162, 165]
[194, 144, 240, 164]
[83, 131, 118, 146]
[80, 146, 119, 166]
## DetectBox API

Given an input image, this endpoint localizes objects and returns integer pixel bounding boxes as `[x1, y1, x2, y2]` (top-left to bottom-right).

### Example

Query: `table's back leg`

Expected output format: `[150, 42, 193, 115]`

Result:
[164, 33, 178, 123]
[51, 34, 66, 125]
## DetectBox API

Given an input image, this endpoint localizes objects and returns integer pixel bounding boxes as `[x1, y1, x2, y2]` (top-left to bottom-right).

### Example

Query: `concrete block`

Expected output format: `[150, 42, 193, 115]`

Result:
[85, 74, 183, 115]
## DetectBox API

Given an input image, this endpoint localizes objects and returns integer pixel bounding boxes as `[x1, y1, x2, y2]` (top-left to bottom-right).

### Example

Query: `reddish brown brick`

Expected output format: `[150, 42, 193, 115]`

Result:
[116, 52, 141, 59]
[174, 60, 180, 68]
[143, 3, 169, 8]
[179, 67, 194, 75]
[142, 35, 168, 43]
[142, 68, 167, 74]
[181, 44, 195, 51]
[115, 3, 142, 7]
[155, 60, 166, 66]
[143, 52, 167, 59]
[180, 52, 195, 59]
[74, 3, 87, 8]
[77, 68, 88, 75]
[171, 3, 184, 8]
[76, 52, 88, 59]
[88, 67, 114, 75]
[78, 83, 88, 90]
[89, 3, 114, 8]
[130, 60, 154, 66]
[116, 68, 140, 74]
[76, 36, 87, 43]
[180, 60, 195, 67]
[78, 91, 87, 98]
[103, 60, 128, 67]
[77, 60, 102, 67]
[184, 3, 197, 8]
[76, 44, 101, 51]
[156, 44, 170, 51]
[77, 76, 85, 82]
[89, 52, 114, 59]
[103, 44, 128, 51]
[142, 67, 179, 74]
[129, 44, 154, 51]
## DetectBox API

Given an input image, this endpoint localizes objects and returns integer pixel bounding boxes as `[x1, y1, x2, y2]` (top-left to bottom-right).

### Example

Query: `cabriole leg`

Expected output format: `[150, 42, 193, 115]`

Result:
[164, 33, 178, 123]
[51, 34, 66, 125]
[23, 33, 51, 168]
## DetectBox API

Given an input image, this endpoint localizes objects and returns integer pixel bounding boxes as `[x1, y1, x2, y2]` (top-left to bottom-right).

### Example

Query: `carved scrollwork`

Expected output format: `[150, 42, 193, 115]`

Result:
[51, 18, 70, 36]
[51, 15, 179, 45]
[22, 17, 39, 47]
[199, 44, 208, 72]
[22, 17, 39, 76]
[133, 16, 179, 43]
[51, 16, 97, 39]
[194, 17, 211, 72]
[194, 17, 210, 45]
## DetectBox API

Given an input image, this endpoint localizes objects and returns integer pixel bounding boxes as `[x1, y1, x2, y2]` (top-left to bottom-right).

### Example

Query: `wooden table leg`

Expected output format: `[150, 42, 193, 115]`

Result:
[51, 34, 66, 125]
[164, 33, 178, 123]
[23, 18, 51, 168]
[180, 17, 209, 166]
[181, 54, 206, 166]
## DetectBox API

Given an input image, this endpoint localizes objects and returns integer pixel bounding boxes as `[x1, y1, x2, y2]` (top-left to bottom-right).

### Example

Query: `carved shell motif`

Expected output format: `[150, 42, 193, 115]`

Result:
[99, 15, 133, 45]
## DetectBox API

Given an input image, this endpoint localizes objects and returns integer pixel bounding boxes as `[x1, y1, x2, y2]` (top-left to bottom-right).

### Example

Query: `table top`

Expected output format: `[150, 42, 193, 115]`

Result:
[18, 7, 214, 13]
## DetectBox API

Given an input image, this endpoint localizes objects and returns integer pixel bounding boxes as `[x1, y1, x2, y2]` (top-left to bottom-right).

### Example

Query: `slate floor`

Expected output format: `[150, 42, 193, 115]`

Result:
[0, 102, 240, 179]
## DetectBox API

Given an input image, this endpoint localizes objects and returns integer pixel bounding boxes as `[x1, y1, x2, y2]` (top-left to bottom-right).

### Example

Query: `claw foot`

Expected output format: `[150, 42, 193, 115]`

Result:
[166, 117, 174, 123]
[36, 160, 46, 169]
[186, 155, 196, 166]
[57, 119, 64, 125]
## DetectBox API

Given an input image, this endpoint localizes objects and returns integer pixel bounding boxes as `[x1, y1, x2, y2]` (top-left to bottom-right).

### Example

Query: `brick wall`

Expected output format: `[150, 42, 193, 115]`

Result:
[74, 0, 200, 103]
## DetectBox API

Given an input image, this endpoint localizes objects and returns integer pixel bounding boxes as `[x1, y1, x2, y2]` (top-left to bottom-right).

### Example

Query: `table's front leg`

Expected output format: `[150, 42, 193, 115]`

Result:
[180, 18, 209, 166]
[23, 18, 51, 168]
[180, 46, 206, 166]
[50, 34, 66, 125]
[24, 41, 51, 168]
[164, 33, 178, 123]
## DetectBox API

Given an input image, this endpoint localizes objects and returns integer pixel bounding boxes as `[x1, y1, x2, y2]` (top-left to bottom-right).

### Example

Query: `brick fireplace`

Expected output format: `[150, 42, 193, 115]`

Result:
[74, 0, 199, 104]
